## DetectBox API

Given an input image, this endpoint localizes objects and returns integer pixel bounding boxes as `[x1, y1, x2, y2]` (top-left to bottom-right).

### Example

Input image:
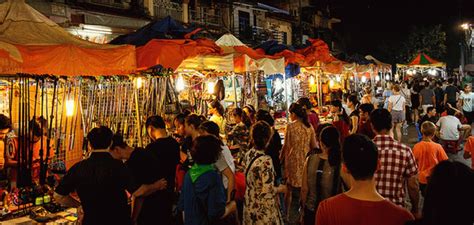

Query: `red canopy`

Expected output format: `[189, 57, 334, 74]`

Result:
[297, 38, 340, 67]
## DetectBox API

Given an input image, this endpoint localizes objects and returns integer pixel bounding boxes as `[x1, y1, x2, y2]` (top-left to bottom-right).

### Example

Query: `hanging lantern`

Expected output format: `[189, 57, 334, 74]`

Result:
[176, 74, 185, 92]
[135, 77, 143, 89]
[66, 99, 75, 117]
[207, 81, 215, 94]
[309, 76, 315, 86]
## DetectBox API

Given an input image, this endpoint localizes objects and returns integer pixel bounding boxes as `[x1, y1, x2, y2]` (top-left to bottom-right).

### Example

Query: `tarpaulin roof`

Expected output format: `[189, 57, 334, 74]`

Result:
[0, 0, 136, 76]
[110, 16, 196, 46]
[136, 38, 227, 71]
[177, 54, 234, 72]
[215, 34, 285, 75]
[397, 53, 446, 68]
[296, 39, 339, 66]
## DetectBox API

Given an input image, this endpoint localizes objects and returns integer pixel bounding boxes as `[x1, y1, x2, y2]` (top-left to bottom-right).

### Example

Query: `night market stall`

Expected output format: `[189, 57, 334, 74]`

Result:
[396, 53, 446, 80]
[0, 0, 138, 222]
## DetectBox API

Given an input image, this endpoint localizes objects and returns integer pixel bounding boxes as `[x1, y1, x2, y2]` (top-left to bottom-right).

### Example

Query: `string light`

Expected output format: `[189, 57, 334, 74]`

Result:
[176, 74, 185, 92]
[66, 99, 74, 117]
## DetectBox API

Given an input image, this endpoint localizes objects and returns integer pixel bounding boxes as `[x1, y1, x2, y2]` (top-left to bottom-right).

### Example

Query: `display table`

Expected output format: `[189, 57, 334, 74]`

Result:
[1, 208, 77, 225]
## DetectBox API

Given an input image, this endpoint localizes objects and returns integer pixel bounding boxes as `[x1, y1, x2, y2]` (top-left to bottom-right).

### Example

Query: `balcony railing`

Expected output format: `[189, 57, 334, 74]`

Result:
[189, 9, 222, 27]
[153, 0, 183, 21]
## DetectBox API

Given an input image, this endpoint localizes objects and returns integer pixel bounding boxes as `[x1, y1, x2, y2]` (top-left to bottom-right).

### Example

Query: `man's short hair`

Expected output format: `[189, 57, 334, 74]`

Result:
[370, 109, 392, 132]
[146, 116, 166, 129]
[342, 134, 379, 180]
[111, 133, 128, 150]
[191, 135, 222, 164]
[29, 118, 43, 137]
[87, 126, 114, 150]
[0, 114, 11, 130]
[359, 103, 375, 114]
[421, 121, 437, 137]
[448, 78, 453, 84]
[447, 108, 456, 116]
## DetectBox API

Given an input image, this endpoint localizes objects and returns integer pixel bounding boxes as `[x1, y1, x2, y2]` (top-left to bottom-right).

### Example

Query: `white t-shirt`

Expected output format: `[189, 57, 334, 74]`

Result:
[214, 145, 236, 189]
[436, 116, 462, 141]
[388, 94, 406, 111]
[460, 92, 474, 112]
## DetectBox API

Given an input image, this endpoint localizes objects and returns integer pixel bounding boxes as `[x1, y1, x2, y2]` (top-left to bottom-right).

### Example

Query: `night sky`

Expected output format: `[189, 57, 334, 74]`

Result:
[330, 0, 474, 67]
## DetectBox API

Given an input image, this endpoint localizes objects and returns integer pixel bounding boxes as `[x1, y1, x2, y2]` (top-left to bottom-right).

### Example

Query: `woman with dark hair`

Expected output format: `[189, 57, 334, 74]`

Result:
[243, 105, 256, 125]
[242, 121, 286, 225]
[347, 95, 360, 134]
[198, 121, 235, 203]
[301, 126, 343, 225]
[298, 97, 320, 131]
[227, 108, 250, 156]
[406, 161, 474, 225]
[329, 100, 350, 141]
[177, 135, 236, 225]
[209, 100, 226, 135]
[281, 103, 317, 223]
[256, 109, 282, 181]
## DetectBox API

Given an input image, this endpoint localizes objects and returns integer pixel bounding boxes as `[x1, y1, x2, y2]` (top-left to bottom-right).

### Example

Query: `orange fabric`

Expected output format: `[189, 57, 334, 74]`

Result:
[297, 38, 339, 66]
[136, 39, 223, 70]
[413, 141, 448, 184]
[14, 44, 136, 76]
[0, 48, 21, 74]
[463, 137, 474, 169]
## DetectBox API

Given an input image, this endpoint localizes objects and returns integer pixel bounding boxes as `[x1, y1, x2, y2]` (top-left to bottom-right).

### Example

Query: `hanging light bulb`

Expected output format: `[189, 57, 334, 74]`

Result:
[329, 79, 335, 88]
[385, 74, 391, 81]
[350, 76, 354, 81]
[207, 80, 215, 94]
[135, 77, 143, 89]
[375, 75, 380, 82]
[66, 98, 75, 117]
[335, 75, 341, 82]
[428, 68, 437, 76]
[309, 76, 315, 86]
[361, 76, 367, 83]
[176, 74, 185, 92]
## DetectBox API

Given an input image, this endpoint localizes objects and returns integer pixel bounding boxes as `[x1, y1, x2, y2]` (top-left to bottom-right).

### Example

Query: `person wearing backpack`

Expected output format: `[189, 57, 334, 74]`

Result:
[300, 126, 344, 225]
[242, 121, 287, 225]
[177, 135, 236, 225]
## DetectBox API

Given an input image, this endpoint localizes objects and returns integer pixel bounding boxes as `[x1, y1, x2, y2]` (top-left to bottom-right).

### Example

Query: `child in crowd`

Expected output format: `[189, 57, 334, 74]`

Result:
[412, 122, 448, 195]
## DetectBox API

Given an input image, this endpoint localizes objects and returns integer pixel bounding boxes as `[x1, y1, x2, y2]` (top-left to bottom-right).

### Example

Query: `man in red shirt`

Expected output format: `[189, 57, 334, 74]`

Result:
[357, 103, 375, 139]
[316, 134, 414, 225]
[370, 109, 420, 212]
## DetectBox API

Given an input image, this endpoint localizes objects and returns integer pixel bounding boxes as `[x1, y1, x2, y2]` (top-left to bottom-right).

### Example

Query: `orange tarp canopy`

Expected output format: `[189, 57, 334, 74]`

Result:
[0, 0, 136, 76]
[136, 39, 223, 70]
[297, 38, 340, 67]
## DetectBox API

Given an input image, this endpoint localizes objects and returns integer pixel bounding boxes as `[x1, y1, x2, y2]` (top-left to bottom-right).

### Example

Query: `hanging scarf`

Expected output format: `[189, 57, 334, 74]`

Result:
[189, 164, 215, 183]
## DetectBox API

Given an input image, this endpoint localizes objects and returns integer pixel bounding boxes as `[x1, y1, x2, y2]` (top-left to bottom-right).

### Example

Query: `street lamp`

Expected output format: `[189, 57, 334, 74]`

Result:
[461, 23, 470, 30]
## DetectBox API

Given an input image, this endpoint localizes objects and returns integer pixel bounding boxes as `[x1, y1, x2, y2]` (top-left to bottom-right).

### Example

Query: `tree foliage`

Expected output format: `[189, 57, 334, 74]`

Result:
[399, 24, 447, 63]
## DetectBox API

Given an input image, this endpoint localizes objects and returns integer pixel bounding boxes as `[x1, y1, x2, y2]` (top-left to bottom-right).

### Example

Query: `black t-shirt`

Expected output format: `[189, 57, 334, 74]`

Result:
[55, 152, 137, 225]
[145, 136, 180, 193]
[445, 85, 458, 103]
[434, 87, 444, 104]
[125, 148, 161, 224]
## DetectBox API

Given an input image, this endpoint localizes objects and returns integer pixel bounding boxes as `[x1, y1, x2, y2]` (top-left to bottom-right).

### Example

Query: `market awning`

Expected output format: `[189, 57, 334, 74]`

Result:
[216, 34, 285, 75]
[0, 0, 136, 76]
[397, 53, 446, 68]
[136, 38, 224, 71]
[176, 53, 234, 72]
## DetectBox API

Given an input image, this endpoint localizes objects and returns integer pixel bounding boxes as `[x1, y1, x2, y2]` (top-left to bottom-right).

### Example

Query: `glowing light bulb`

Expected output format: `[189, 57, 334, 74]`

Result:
[385, 74, 390, 80]
[309, 76, 315, 85]
[66, 99, 74, 117]
[361, 76, 367, 83]
[329, 79, 335, 88]
[176, 75, 185, 92]
[207, 81, 215, 94]
[375, 76, 380, 82]
[135, 77, 143, 89]
[336, 76, 341, 82]
[428, 69, 437, 75]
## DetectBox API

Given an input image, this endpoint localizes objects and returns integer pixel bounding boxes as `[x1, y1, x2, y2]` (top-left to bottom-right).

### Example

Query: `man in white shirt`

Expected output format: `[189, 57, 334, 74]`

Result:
[436, 108, 462, 141]
[459, 84, 474, 125]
